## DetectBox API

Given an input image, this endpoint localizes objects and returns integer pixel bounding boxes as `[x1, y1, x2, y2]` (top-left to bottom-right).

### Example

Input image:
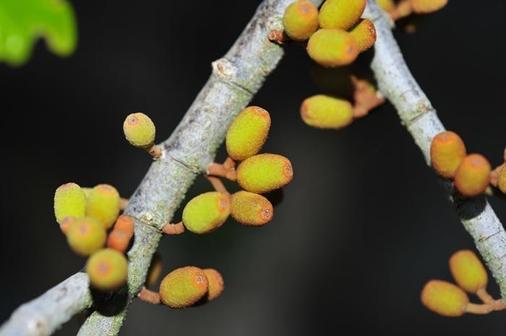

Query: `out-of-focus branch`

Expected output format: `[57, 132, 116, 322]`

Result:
[364, 0, 506, 299]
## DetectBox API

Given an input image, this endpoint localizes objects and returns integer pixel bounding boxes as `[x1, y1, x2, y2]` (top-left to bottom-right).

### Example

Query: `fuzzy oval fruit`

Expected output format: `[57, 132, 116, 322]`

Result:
[282, 0, 319, 41]
[66, 217, 106, 256]
[319, 0, 366, 30]
[430, 131, 467, 178]
[159, 266, 209, 308]
[86, 184, 120, 229]
[454, 154, 491, 197]
[230, 191, 273, 226]
[226, 106, 271, 161]
[123, 112, 156, 148]
[449, 250, 488, 294]
[182, 192, 230, 234]
[203, 268, 224, 301]
[411, 0, 448, 14]
[498, 167, 506, 194]
[300, 95, 353, 129]
[421, 280, 469, 317]
[307, 29, 359, 67]
[350, 19, 376, 53]
[237, 154, 293, 194]
[86, 248, 128, 291]
[54, 182, 87, 224]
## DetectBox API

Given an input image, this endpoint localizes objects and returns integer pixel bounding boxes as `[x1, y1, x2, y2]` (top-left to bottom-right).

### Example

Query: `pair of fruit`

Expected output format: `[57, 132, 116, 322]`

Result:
[430, 131, 491, 197]
[283, 0, 376, 67]
[421, 250, 500, 317]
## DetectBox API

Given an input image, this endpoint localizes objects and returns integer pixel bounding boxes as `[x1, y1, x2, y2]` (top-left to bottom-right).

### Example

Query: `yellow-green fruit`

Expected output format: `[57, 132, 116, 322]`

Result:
[377, 0, 396, 12]
[203, 268, 224, 301]
[498, 166, 506, 194]
[237, 154, 293, 194]
[421, 280, 469, 317]
[282, 0, 319, 41]
[319, 0, 366, 30]
[86, 248, 128, 291]
[226, 106, 271, 161]
[430, 131, 467, 179]
[449, 250, 488, 294]
[350, 19, 376, 53]
[307, 29, 359, 67]
[86, 184, 121, 229]
[230, 191, 273, 226]
[411, 0, 448, 14]
[159, 266, 209, 308]
[123, 112, 156, 148]
[182, 192, 230, 234]
[66, 217, 106, 256]
[54, 182, 87, 224]
[300, 95, 353, 129]
[454, 154, 491, 197]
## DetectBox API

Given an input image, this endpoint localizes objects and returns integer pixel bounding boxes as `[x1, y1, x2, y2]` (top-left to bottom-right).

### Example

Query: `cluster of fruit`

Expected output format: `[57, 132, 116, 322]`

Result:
[421, 250, 505, 317]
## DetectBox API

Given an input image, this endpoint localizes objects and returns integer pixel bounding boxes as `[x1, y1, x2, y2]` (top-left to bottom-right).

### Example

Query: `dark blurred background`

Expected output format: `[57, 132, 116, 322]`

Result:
[1, 1, 506, 335]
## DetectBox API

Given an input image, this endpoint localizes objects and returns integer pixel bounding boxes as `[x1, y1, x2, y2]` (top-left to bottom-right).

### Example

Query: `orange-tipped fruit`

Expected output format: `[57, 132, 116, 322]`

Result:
[430, 131, 467, 178]
[66, 217, 107, 256]
[230, 191, 274, 226]
[159, 266, 209, 308]
[421, 280, 469, 317]
[449, 250, 488, 294]
[237, 154, 293, 194]
[182, 192, 230, 234]
[86, 248, 128, 291]
[300, 95, 354, 129]
[282, 0, 319, 41]
[349, 19, 376, 53]
[203, 268, 224, 301]
[85, 184, 121, 229]
[307, 29, 359, 67]
[318, 0, 366, 30]
[454, 154, 491, 197]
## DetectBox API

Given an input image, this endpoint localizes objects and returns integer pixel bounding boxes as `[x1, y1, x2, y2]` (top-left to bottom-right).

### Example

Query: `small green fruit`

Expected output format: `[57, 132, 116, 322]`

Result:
[182, 192, 230, 234]
[54, 182, 87, 224]
[159, 266, 209, 308]
[226, 106, 271, 161]
[123, 112, 156, 148]
[85, 184, 120, 229]
[319, 0, 366, 30]
[300, 94, 354, 129]
[282, 0, 319, 41]
[237, 154, 293, 194]
[230, 191, 273, 226]
[66, 217, 106, 256]
[307, 29, 359, 67]
[86, 248, 128, 291]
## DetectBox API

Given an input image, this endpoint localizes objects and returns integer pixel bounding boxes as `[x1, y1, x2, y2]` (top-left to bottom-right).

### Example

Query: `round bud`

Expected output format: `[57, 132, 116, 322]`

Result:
[449, 250, 488, 294]
[377, 0, 396, 12]
[123, 112, 156, 148]
[54, 182, 87, 224]
[230, 191, 274, 226]
[182, 192, 230, 234]
[421, 280, 469, 317]
[86, 184, 121, 229]
[66, 217, 106, 256]
[307, 29, 359, 67]
[226, 106, 271, 161]
[411, 0, 448, 14]
[237, 154, 294, 194]
[159, 266, 209, 308]
[300, 95, 353, 129]
[86, 248, 128, 291]
[430, 131, 467, 178]
[454, 154, 491, 197]
[203, 268, 224, 301]
[498, 167, 506, 194]
[318, 0, 366, 30]
[282, 0, 319, 41]
[350, 19, 376, 53]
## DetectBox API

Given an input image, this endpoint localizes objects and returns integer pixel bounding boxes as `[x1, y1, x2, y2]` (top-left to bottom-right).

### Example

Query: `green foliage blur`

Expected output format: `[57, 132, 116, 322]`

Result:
[0, 0, 77, 66]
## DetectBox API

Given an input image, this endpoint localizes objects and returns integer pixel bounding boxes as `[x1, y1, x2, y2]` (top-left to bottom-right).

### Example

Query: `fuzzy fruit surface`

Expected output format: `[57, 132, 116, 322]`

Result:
[307, 29, 359, 67]
[86, 248, 128, 291]
[430, 131, 466, 179]
[230, 191, 273, 226]
[421, 280, 468, 317]
[301, 94, 353, 129]
[54, 182, 87, 224]
[318, 0, 366, 30]
[182, 192, 230, 234]
[449, 250, 488, 294]
[237, 154, 293, 194]
[159, 266, 209, 308]
[66, 217, 106, 256]
[123, 112, 156, 148]
[282, 0, 319, 41]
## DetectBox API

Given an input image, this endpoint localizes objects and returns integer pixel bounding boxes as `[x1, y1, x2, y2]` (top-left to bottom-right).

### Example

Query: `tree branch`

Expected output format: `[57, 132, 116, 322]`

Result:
[364, 0, 506, 299]
[0, 1, 324, 335]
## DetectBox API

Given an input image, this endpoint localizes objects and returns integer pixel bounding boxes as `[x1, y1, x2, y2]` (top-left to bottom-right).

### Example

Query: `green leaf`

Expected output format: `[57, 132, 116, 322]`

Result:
[0, 0, 77, 66]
